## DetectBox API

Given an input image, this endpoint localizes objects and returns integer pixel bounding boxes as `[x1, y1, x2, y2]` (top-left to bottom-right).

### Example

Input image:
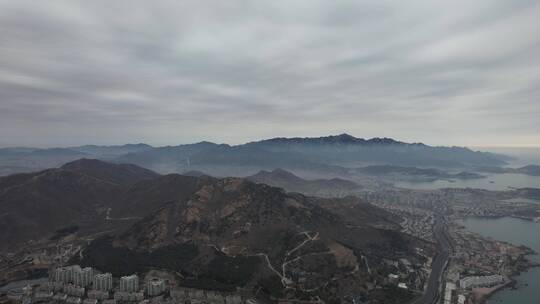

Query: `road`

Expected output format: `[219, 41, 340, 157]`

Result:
[414, 216, 451, 304]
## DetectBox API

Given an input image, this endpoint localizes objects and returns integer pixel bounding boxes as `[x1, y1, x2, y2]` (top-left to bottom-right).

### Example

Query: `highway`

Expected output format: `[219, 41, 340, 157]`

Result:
[414, 216, 451, 304]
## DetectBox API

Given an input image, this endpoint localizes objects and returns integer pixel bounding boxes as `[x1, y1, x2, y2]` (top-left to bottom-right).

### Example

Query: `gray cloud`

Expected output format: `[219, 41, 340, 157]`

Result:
[0, 0, 539, 147]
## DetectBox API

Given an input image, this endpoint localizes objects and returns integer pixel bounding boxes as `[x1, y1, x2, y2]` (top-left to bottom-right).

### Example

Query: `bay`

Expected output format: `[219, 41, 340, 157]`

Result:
[462, 217, 540, 304]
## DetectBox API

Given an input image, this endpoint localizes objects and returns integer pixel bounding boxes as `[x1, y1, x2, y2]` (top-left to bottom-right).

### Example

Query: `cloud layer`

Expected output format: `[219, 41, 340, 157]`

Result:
[0, 0, 539, 147]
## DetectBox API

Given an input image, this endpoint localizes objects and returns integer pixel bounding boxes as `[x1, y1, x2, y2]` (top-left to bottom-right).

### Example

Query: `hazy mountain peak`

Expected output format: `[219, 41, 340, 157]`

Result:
[61, 158, 108, 167]
[269, 168, 301, 178]
[251, 134, 406, 146]
[193, 141, 219, 146]
[365, 137, 403, 145]
[75, 143, 152, 149]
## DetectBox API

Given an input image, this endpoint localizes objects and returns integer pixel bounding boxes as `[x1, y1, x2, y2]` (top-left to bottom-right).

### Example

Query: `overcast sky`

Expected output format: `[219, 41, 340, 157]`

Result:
[0, 0, 539, 148]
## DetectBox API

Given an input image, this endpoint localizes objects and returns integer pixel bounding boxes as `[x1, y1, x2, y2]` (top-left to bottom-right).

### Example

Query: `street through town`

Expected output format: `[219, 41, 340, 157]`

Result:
[414, 216, 451, 304]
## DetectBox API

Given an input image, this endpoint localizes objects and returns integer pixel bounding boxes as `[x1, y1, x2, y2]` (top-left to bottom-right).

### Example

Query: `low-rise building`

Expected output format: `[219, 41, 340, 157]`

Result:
[170, 288, 186, 301]
[114, 291, 144, 302]
[188, 289, 205, 300]
[83, 299, 98, 304]
[206, 291, 225, 304]
[87, 290, 109, 300]
[225, 295, 242, 304]
[53, 293, 68, 302]
[47, 281, 64, 292]
[459, 275, 504, 289]
[65, 284, 85, 297]
[35, 291, 53, 301]
[7, 289, 25, 301]
[443, 282, 456, 304]
[145, 279, 165, 297]
[66, 297, 82, 304]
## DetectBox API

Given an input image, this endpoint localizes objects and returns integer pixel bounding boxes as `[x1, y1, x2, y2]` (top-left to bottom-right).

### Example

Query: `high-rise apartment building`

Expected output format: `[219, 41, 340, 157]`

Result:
[119, 275, 139, 293]
[93, 273, 113, 292]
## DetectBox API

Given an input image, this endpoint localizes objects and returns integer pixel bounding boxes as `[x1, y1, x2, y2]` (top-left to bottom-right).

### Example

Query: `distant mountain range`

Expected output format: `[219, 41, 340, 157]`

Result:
[0, 144, 152, 176]
[0, 134, 513, 177]
[117, 134, 510, 175]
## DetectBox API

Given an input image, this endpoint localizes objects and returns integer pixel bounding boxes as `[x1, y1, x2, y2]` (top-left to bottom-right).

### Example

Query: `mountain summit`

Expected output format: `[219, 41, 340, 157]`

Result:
[78, 175, 427, 302]
[251, 134, 404, 145]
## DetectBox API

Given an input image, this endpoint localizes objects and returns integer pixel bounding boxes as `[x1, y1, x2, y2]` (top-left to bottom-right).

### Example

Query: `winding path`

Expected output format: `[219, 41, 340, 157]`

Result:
[251, 231, 322, 289]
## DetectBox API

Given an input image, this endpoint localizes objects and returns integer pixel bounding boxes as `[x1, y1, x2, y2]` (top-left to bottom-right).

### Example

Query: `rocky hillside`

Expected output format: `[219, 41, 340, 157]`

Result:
[78, 177, 429, 303]
[0, 159, 160, 251]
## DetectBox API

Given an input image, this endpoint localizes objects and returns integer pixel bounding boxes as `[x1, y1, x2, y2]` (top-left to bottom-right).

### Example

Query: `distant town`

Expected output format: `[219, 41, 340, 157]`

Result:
[361, 186, 539, 303]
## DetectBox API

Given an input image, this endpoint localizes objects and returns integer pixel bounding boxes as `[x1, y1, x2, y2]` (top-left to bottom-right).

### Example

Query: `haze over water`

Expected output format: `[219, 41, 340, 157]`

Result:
[394, 173, 540, 191]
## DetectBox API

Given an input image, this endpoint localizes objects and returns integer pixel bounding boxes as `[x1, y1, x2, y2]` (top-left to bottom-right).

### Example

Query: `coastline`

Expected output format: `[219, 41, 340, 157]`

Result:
[484, 254, 540, 303]
[474, 280, 512, 304]
[466, 214, 540, 222]
[469, 254, 540, 304]
[461, 216, 540, 304]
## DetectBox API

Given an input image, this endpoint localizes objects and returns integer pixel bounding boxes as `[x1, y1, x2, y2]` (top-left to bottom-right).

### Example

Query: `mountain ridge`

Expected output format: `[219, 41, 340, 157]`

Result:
[0, 135, 510, 177]
[77, 176, 427, 302]
[247, 133, 413, 146]
[0, 159, 162, 250]
[112, 134, 508, 176]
